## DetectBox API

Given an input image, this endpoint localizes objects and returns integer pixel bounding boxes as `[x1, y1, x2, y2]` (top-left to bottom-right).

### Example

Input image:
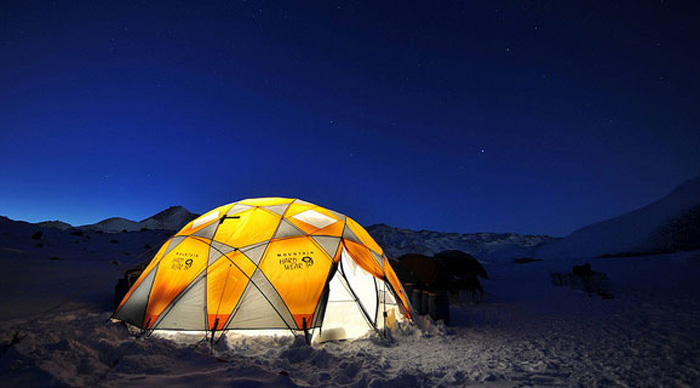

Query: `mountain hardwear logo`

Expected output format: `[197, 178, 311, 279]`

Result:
[278, 251, 316, 270]
[172, 252, 196, 270]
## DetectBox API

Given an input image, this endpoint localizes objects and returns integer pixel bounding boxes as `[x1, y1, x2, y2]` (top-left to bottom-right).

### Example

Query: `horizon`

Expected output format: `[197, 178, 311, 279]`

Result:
[2, 2, 699, 237]
[4, 172, 696, 238]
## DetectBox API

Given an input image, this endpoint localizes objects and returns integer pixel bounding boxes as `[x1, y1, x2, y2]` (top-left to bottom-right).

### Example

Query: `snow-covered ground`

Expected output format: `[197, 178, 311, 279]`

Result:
[2, 249, 699, 387]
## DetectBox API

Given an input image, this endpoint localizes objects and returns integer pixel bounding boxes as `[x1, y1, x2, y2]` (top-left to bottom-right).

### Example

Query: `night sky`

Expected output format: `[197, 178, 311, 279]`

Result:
[1, 1, 699, 237]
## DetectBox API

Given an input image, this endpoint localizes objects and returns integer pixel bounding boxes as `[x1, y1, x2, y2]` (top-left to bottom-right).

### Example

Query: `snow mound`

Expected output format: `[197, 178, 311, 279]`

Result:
[538, 176, 700, 259]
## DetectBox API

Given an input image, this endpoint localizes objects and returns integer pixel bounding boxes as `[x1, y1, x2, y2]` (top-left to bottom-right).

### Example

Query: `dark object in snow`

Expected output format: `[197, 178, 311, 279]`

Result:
[428, 291, 450, 324]
[434, 250, 487, 303]
[49, 257, 61, 261]
[573, 263, 592, 278]
[551, 263, 613, 298]
[514, 257, 544, 264]
[434, 250, 489, 280]
[394, 254, 436, 285]
[411, 289, 425, 314]
[110, 240, 119, 244]
[1, 332, 26, 356]
[395, 250, 488, 311]
[70, 230, 84, 236]
[421, 290, 429, 315]
[114, 263, 147, 308]
[31, 231, 43, 240]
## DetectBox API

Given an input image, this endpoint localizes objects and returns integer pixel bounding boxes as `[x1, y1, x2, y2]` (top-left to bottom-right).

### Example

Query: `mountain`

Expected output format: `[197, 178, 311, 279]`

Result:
[80, 206, 199, 233]
[537, 176, 700, 259]
[36, 220, 73, 230]
[366, 224, 557, 261]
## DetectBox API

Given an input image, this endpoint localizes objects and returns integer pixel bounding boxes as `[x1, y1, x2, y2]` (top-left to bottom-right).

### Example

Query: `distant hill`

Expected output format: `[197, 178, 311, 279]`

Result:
[537, 176, 700, 259]
[36, 220, 73, 230]
[79, 206, 199, 233]
[366, 224, 557, 262]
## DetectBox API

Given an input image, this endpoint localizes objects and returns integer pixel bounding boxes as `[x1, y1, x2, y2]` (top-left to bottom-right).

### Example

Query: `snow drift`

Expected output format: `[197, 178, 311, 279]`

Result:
[537, 176, 700, 259]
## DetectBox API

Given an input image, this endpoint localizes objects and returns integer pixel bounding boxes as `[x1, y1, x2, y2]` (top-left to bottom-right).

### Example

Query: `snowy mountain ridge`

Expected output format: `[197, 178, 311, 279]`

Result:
[79, 206, 200, 233]
[366, 223, 557, 261]
[537, 176, 700, 259]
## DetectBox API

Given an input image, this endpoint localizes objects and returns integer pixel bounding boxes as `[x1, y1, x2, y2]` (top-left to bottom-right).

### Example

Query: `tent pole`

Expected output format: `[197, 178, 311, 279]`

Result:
[211, 317, 219, 346]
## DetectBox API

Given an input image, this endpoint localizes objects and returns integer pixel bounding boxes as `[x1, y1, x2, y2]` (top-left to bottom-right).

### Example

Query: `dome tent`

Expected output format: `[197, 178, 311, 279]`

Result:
[113, 198, 412, 342]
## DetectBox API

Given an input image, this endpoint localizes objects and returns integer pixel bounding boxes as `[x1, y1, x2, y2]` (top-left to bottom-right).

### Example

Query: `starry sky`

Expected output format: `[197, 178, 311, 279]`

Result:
[1, 1, 699, 237]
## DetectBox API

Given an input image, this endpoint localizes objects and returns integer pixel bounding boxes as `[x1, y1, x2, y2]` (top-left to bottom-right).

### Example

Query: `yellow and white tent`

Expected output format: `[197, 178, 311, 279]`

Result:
[113, 198, 412, 342]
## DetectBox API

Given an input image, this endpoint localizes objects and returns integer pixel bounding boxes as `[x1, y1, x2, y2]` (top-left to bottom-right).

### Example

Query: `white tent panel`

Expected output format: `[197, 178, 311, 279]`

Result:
[341, 247, 378, 324]
[327, 267, 354, 302]
[318, 265, 374, 341]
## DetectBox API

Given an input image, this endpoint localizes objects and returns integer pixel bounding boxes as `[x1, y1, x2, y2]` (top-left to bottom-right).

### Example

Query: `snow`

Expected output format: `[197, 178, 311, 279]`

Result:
[537, 176, 700, 259]
[2, 242, 699, 386]
[2, 207, 700, 386]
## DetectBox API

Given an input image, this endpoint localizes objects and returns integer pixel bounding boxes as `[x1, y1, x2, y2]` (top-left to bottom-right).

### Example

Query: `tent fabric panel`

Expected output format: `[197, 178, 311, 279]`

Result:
[309, 219, 345, 237]
[191, 209, 221, 230]
[116, 240, 169, 310]
[343, 240, 384, 278]
[318, 300, 372, 341]
[342, 224, 362, 245]
[327, 209, 346, 222]
[206, 252, 251, 330]
[208, 240, 236, 266]
[279, 202, 316, 220]
[162, 236, 187, 259]
[243, 269, 297, 329]
[311, 236, 341, 261]
[259, 236, 332, 329]
[177, 204, 233, 236]
[383, 256, 412, 318]
[241, 242, 268, 265]
[262, 203, 290, 216]
[145, 237, 209, 327]
[273, 218, 305, 239]
[226, 203, 254, 216]
[238, 197, 294, 207]
[327, 267, 354, 302]
[319, 265, 372, 341]
[192, 221, 218, 240]
[288, 209, 339, 234]
[341, 247, 378, 324]
[291, 209, 337, 229]
[225, 282, 290, 329]
[346, 217, 383, 255]
[214, 207, 280, 248]
[153, 271, 206, 330]
[113, 263, 158, 327]
[371, 251, 385, 269]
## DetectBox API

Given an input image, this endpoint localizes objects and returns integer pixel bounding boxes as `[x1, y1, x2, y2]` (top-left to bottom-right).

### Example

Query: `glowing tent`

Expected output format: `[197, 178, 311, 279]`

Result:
[113, 198, 412, 342]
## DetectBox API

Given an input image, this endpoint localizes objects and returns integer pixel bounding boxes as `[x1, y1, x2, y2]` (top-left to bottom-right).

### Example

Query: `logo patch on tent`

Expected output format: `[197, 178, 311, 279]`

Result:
[277, 251, 316, 270]
[172, 252, 197, 270]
